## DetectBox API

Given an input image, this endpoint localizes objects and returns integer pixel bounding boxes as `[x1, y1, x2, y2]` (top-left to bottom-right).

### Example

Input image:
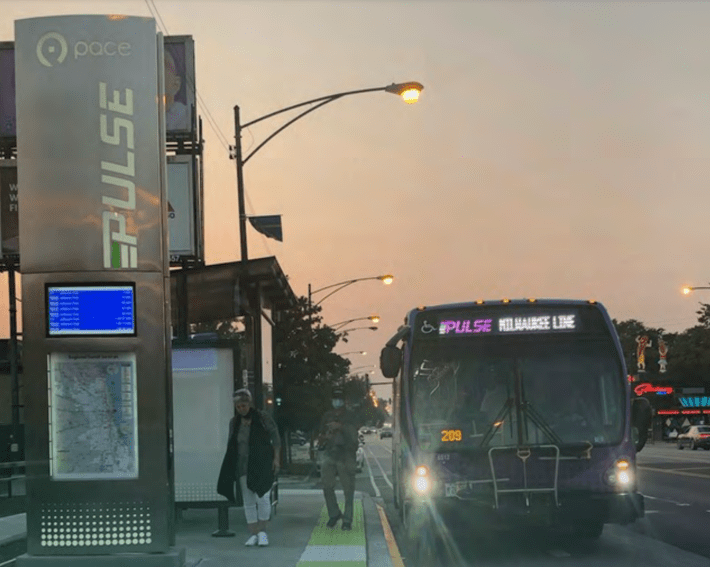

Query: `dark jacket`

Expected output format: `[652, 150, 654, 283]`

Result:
[217, 409, 275, 500]
[318, 407, 358, 459]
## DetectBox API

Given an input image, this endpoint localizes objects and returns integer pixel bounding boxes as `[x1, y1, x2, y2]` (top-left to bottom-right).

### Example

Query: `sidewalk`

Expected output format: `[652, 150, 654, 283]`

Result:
[0, 489, 400, 567]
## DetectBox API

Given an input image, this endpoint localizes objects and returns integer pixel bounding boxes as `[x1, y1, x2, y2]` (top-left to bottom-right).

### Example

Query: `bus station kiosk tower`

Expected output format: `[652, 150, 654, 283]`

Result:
[14, 15, 182, 565]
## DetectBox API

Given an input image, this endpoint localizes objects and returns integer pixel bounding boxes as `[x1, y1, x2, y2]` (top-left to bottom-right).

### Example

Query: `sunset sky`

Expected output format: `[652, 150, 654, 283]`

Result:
[2, 1, 710, 399]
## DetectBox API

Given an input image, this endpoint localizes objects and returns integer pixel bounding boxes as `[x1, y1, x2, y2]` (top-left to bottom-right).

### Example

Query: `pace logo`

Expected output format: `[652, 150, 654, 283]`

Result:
[36, 31, 132, 67]
[36, 32, 68, 67]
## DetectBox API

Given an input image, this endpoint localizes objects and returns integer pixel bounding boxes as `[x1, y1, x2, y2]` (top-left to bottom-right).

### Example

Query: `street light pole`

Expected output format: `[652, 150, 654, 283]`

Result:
[233, 105, 249, 266]
[231, 81, 422, 262]
[682, 285, 710, 295]
[339, 325, 379, 334]
[310, 275, 394, 308]
[332, 316, 380, 330]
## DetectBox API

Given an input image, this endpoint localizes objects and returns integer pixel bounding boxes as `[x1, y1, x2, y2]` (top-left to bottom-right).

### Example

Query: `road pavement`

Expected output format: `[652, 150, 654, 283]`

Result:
[633, 440, 710, 558]
[355, 433, 710, 567]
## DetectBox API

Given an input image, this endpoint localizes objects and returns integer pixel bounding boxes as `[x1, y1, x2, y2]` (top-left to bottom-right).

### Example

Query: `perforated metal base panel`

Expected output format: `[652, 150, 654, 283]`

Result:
[175, 484, 221, 502]
[38, 502, 154, 551]
[15, 547, 185, 566]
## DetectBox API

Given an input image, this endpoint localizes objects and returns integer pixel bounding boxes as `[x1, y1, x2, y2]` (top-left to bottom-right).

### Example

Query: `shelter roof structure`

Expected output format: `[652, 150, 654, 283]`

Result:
[170, 256, 296, 326]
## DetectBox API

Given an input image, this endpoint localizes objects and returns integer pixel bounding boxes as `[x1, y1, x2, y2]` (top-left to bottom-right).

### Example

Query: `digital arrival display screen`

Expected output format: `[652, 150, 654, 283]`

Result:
[47, 284, 136, 337]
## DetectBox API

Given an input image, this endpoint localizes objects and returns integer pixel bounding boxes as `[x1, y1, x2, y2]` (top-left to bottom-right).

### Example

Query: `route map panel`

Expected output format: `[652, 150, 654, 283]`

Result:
[48, 353, 138, 480]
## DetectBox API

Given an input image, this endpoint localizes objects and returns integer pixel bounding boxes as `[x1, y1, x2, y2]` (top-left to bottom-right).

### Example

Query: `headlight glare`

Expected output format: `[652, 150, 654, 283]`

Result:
[411, 464, 433, 495]
[413, 476, 430, 494]
[605, 459, 634, 487]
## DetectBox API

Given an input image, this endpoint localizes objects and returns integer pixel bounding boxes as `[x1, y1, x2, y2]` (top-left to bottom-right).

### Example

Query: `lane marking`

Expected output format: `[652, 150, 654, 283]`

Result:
[364, 450, 381, 498]
[637, 451, 710, 464]
[638, 465, 710, 480]
[367, 446, 394, 489]
[376, 502, 405, 567]
[641, 493, 691, 506]
[548, 549, 571, 558]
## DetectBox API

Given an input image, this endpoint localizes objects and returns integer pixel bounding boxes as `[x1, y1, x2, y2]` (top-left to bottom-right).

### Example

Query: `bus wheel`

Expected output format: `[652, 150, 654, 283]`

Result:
[572, 521, 603, 540]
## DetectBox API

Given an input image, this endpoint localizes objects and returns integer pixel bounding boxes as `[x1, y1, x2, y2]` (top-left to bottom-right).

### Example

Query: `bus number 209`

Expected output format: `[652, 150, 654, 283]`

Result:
[441, 429, 462, 442]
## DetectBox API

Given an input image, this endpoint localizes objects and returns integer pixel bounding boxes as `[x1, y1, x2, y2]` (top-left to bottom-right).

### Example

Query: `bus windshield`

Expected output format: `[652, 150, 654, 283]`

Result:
[409, 337, 625, 451]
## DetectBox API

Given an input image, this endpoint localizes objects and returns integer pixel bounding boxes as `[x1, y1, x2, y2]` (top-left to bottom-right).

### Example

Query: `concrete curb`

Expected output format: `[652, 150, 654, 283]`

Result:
[362, 494, 394, 567]
[0, 512, 25, 547]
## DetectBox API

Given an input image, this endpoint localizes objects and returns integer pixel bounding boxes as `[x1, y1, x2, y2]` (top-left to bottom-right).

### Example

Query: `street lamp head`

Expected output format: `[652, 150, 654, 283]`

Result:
[682, 286, 693, 295]
[369, 315, 380, 324]
[384, 82, 424, 104]
[379, 274, 394, 285]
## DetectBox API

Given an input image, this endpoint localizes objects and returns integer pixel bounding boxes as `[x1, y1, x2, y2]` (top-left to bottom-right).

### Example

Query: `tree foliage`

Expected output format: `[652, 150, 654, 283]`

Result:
[613, 312, 710, 385]
[273, 296, 350, 435]
[342, 375, 390, 428]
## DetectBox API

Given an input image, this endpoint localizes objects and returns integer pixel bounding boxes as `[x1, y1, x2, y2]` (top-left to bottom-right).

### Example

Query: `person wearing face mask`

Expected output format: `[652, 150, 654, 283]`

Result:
[317, 387, 359, 530]
[217, 389, 281, 547]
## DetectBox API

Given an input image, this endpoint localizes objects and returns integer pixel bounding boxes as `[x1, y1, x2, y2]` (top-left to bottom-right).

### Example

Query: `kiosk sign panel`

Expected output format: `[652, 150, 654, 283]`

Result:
[15, 15, 174, 559]
[15, 15, 164, 274]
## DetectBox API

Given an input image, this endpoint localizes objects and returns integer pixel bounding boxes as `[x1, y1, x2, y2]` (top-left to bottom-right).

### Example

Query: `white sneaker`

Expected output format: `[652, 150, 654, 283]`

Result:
[244, 534, 258, 547]
[257, 531, 269, 547]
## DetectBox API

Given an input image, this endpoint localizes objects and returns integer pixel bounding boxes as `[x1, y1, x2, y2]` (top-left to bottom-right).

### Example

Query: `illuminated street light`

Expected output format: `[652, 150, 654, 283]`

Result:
[332, 316, 380, 330]
[682, 285, 710, 295]
[338, 351, 367, 356]
[309, 275, 394, 308]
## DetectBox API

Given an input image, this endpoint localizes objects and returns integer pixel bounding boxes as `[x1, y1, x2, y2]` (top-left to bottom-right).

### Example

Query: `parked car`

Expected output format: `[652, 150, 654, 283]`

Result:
[677, 425, 710, 450]
[290, 431, 307, 446]
[379, 426, 393, 439]
[356, 442, 365, 472]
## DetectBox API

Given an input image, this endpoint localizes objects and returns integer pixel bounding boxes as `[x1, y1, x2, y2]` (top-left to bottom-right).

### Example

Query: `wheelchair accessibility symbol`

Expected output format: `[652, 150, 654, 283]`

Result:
[421, 321, 437, 334]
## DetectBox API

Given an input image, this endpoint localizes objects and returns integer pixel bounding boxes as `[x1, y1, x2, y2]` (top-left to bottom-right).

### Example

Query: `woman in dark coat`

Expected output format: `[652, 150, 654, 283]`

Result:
[217, 389, 280, 547]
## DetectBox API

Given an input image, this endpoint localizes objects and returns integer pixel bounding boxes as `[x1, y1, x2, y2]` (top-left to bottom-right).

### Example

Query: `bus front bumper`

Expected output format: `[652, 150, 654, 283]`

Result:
[412, 490, 644, 528]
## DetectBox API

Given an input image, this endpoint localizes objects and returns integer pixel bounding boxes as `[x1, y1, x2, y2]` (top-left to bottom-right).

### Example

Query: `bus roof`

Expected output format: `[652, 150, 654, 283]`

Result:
[409, 298, 602, 314]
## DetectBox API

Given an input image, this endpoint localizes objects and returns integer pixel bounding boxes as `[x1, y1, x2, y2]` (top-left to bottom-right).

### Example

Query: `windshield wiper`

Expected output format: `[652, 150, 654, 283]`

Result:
[480, 364, 564, 447]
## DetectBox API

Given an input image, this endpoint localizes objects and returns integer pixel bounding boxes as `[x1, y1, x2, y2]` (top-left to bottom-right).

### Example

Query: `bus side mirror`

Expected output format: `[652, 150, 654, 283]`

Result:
[631, 397, 652, 452]
[380, 346, 401, 378]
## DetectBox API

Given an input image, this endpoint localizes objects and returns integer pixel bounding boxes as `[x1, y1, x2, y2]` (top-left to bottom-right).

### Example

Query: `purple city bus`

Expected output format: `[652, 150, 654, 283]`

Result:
[380, 299, 650, 563]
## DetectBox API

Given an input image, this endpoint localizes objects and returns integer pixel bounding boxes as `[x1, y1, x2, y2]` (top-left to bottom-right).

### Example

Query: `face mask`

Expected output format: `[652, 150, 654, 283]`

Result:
[332, 399, 344, 409]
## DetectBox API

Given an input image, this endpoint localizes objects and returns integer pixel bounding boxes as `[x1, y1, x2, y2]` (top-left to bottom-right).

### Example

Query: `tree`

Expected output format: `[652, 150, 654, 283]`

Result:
[273, 296, 349, 440]
[612, 319, 665, 376]
[696, 302, 710, 329]
[613, 316, 710, 385]
[662, 326, 710, 385]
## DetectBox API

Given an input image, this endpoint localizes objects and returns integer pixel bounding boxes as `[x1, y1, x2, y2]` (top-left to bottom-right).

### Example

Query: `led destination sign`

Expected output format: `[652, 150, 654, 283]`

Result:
[47, 284, 136, 336]
[437, 314, 576, 336]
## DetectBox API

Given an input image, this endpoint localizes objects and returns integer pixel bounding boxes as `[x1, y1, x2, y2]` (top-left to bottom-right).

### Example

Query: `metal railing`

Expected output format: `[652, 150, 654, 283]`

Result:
[0, 462, 25, 498]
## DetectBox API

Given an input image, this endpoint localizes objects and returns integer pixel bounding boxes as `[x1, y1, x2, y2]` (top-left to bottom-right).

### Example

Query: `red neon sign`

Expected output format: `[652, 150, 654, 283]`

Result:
[634, 383, 673, 396]
[657, 410, 679, 415]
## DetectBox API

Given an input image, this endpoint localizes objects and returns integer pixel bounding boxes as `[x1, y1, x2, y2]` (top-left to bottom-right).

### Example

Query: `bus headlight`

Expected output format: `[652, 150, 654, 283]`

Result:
[605, 459, 634, 487]
[411, 465, 433, 495]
